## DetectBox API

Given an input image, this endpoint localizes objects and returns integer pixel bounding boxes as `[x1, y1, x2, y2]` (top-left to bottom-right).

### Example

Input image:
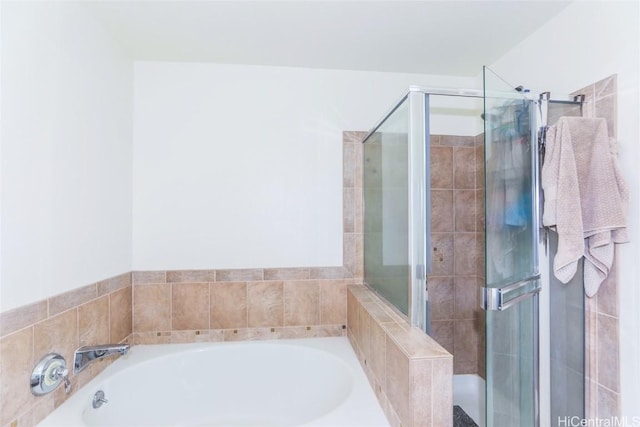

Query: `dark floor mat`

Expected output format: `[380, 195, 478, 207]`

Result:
[453, 405, 479, 427]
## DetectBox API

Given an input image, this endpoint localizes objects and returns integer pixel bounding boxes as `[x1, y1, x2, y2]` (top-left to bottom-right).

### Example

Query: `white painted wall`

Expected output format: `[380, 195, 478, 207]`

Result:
[0, 2, 133, 311]
[489, 0, 640, 418]
[132, 62, 479, 270]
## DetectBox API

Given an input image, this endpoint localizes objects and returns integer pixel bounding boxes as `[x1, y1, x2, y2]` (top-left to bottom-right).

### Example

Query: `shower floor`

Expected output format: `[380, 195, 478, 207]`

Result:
[453, 374, 485, 427]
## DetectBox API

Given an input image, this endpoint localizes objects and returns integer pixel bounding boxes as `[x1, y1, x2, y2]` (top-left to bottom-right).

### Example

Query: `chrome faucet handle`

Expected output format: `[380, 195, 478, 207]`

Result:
[50, 366, 71, 393]
[50, 366, 68, 380]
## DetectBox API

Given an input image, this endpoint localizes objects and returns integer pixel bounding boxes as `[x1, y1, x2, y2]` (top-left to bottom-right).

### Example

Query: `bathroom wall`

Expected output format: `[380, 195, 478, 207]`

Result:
[488, 1, 639, 417]
[132, 61, 478, 271]
[0, 2, 134, 312]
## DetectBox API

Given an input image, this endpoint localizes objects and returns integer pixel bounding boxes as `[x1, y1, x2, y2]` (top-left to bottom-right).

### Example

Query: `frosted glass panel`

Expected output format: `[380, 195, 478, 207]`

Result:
[484, 66, 537, 427]
[363, 99, 410, 315]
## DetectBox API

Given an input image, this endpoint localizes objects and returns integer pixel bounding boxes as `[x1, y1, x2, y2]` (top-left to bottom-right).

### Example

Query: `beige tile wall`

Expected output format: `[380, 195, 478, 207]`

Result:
[0, 273, 132, 427]
[572, 75, 621, 419]
[348, 285, 453, 427]
[130, 269, 352, 344]
[428, 134, 485, 376]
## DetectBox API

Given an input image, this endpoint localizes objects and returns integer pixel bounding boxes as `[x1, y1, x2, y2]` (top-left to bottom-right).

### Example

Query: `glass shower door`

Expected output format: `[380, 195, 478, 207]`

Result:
[483, 66, 540, 427]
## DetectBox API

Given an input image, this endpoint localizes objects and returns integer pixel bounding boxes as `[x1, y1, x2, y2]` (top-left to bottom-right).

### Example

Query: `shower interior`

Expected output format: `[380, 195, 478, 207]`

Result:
[361, 68, 584, 427]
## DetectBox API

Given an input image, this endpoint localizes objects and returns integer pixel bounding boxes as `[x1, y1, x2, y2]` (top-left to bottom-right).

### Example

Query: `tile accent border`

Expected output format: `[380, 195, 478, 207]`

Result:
[348, 285, 453, 427]
[0, 273, 132, 427]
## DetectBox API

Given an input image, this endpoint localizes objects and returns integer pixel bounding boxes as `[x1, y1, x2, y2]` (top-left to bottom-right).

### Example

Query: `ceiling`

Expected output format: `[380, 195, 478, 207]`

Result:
[86, 1, 572, 76]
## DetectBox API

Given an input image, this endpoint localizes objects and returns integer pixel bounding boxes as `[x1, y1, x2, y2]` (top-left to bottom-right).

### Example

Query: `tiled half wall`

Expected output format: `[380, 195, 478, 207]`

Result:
[348, 285, 453, 427]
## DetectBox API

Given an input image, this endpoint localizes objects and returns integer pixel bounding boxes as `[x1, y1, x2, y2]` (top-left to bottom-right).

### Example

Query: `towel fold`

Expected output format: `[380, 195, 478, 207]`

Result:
[541, 117, 628, 297]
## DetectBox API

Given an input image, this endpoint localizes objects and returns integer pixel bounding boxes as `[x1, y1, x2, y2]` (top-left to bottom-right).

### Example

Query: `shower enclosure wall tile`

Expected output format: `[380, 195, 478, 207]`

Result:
[430, 233, 454, 275]
[476, 232, 485, 278]
[453, 146, 476, 189]
[454, 359, 478, 375]
[440, 135, 475, 147]
[453, 233, 478, 275]
[430, 321, 454, 354]
[453, 320, 478, 364]
[172, 282, 210, 330]
[428, 277, 454, 321]
[454, 190, 476, 232]
[430, 146, 454, 188]
[475, 189, 485, 233]
[431, 190, 454, 232]
[427, 132, 485, 376]
[453, 276, 478, 320]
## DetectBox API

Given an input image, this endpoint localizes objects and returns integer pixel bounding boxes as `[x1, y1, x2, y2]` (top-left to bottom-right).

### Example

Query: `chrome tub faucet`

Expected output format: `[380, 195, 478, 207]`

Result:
[73, 344, 130, 374]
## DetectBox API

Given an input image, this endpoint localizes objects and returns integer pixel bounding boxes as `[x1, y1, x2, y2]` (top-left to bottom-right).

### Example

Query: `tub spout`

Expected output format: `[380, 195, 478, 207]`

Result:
[73, 344, 130, 374]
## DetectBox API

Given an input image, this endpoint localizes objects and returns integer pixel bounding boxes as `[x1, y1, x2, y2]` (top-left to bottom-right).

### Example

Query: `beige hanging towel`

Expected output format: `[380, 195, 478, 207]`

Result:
[541, 117, 628, 297]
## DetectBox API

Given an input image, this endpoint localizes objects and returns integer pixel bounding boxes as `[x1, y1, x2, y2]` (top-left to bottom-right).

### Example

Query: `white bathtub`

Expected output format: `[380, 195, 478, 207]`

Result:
[38, 337, 388, 427]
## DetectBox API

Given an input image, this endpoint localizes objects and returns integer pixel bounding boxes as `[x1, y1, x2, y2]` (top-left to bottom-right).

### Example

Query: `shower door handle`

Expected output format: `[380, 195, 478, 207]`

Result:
[481, 274, 541, 311]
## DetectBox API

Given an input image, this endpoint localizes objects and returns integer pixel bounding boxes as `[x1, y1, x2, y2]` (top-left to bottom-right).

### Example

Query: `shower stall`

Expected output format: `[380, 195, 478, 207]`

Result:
[360, 67, 585, 427]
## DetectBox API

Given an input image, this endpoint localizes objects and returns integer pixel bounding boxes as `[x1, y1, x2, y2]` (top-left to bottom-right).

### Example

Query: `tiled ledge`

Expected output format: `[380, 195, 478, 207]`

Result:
[347, 285, 453, 427]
